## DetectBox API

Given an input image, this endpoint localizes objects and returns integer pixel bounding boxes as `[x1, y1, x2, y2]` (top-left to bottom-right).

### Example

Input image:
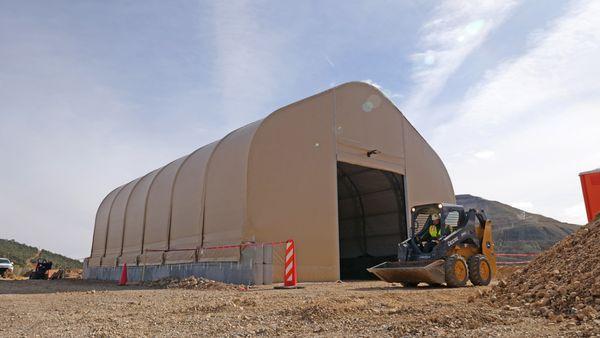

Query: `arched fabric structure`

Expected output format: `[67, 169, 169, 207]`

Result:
[165, 142, 218, 264]
[140, 156, 188, 265]
[102, 178, 141, 267]
[120, 169, 160, 266]
[89, 186, 122, 267]
[88, 82, 455, 282]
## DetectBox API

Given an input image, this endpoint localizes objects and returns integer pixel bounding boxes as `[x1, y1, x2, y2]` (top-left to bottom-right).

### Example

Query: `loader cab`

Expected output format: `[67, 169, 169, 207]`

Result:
[410, 203, 466, 238]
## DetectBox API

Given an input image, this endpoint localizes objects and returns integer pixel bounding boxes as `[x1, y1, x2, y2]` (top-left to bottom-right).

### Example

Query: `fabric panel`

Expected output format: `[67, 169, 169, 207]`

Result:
[169, 142, 218, 251]
[90, 186, 122, 262]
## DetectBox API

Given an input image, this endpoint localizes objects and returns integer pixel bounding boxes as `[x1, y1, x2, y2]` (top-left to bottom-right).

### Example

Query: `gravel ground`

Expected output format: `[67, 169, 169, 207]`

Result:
[1, 279, 594, 337]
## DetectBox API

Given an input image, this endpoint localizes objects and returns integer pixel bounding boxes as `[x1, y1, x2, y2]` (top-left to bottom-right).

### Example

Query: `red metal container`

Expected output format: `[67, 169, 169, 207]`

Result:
[580, 169, 600, 222]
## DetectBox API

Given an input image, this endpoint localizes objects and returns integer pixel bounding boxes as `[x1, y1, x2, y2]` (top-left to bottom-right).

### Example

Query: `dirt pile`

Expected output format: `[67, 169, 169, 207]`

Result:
[145, 276, 247, 291]
[486, 219, 600, 323]
[48, 268, 82, 279]
[0, 269, 29, 280]
[1, 269, 16, 279]
[63, 268, 83, 279]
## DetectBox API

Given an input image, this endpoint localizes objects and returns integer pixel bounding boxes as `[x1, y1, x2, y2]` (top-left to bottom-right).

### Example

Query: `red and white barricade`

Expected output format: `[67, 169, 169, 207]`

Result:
[284, 239, 297, 287]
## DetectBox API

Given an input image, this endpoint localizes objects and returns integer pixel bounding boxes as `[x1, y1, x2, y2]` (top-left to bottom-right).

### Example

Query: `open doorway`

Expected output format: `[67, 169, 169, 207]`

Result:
[337, 162, 407, 279]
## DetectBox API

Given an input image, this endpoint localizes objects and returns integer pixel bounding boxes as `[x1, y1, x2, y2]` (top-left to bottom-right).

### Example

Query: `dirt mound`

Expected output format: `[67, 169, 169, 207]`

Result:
[486, 219, 600, 323]
[63, 268, 83, 279]
[145, 276, 247, 291]
[47, 268, 82, 279]
[1, 269, 16, 279]
[1, 269, 28, 280]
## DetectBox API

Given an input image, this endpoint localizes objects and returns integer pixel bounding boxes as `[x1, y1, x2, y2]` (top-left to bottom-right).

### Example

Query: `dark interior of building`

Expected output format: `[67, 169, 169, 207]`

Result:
[337, 161, 407, 279]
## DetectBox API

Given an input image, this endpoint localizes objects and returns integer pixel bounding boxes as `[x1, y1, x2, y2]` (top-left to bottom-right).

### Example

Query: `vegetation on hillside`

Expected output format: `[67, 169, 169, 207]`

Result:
[0, 238, 82, 269]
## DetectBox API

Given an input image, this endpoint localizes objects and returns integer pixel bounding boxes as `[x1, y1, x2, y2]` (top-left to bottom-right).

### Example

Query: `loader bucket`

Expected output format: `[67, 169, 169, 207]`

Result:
[367, 259, 446, 285]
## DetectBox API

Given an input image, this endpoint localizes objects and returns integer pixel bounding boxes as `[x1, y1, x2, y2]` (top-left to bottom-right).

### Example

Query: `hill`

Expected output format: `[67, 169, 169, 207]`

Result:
[0, 238, 82, 269]
[456, 194, 579, 253]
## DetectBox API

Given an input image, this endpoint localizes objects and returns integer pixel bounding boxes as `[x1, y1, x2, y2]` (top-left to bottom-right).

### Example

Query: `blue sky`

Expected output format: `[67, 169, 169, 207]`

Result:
[1, 1, 599, 258]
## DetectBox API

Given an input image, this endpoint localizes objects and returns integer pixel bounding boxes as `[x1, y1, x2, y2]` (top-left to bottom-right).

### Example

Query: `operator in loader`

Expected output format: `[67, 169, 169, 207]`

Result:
[421, 213, 444, 252]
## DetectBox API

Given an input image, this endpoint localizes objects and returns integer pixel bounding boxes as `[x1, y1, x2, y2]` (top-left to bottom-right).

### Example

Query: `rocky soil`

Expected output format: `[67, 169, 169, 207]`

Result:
[486, 218, 600, 325]
[144, 275, 248, 291]
[0, 279, 595, 337]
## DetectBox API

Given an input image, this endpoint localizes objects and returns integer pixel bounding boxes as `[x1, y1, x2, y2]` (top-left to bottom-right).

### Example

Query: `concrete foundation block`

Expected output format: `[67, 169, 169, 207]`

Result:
[84, 244, 274, 285]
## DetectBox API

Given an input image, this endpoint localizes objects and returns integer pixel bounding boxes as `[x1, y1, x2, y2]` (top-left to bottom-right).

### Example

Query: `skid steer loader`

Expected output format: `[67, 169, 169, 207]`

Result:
[367, 203, 496, 287]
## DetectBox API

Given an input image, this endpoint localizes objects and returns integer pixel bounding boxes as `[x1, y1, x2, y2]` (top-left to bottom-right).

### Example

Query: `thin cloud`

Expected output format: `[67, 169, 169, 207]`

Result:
[511, 201, 534, 211]
[474, 150, 495, 160]
[324, 55, 335, 68]
[210, 2, 288, 130]
[562, 203, 587, 225]
[435, 0, 600, 225]
[404, 1, 519, 115]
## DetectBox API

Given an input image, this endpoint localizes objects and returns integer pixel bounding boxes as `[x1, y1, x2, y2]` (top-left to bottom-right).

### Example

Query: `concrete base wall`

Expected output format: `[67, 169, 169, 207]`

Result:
[83, 245, 274, 285]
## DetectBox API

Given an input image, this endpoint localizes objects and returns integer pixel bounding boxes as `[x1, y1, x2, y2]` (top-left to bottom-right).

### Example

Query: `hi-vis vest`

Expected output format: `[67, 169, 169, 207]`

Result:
[429, 224, 441, 238]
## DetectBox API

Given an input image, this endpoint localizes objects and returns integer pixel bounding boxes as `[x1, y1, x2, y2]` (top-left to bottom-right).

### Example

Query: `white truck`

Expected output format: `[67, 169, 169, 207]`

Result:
[0, 258, 14, 275]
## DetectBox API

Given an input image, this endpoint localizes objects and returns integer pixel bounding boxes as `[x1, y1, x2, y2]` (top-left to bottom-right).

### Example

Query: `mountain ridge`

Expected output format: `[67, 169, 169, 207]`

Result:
[456, 194, 579, 253]
[0, 238, 82, 269]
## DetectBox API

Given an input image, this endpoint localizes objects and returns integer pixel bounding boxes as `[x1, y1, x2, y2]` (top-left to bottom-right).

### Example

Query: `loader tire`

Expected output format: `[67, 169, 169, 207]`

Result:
[444, 255, 469, 287]
[468, 254, 492, 286]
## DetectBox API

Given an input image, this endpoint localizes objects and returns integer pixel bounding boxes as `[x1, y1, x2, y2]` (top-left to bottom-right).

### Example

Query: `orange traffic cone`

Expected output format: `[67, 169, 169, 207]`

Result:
[118, 263, 128, 286]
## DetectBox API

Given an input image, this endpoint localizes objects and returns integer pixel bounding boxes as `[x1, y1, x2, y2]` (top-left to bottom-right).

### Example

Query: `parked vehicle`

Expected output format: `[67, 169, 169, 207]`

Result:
[0, 258, 14, 275]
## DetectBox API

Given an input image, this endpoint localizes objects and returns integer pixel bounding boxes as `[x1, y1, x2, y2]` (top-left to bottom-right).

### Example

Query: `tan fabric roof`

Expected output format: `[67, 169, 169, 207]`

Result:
[89, 82, 455, 281]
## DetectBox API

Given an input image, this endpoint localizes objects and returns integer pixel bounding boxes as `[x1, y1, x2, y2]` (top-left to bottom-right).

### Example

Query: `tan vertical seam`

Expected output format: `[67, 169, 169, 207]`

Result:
[102, 185, 125, 259]
[166, 153, 194, 251]
[141, 162, 172, 255]
[201, 128, 241, 248]
[119, 177, 144, 258]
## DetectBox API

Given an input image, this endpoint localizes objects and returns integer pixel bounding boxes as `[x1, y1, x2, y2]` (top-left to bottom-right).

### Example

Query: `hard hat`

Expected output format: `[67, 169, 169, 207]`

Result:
[431, 213, 440, 221]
